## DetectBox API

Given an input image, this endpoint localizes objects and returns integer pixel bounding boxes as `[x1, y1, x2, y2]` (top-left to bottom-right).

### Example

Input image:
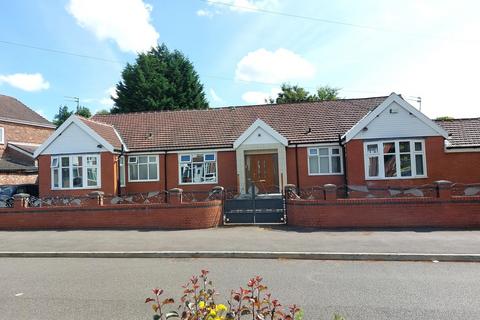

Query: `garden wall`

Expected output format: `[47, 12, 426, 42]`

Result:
[286, 182, 480, 228]
[0, 189, 223, 230]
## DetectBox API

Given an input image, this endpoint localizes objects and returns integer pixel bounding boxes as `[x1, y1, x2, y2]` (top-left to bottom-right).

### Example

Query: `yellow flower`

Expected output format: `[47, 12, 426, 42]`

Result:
[209, 309, 217, 317]
[216, 304, 227, 312]
[198, 301, 206, 309]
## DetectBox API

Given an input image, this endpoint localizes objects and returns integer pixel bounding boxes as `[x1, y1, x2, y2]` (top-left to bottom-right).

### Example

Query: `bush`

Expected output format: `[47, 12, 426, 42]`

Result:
[145, 270, 303, 320]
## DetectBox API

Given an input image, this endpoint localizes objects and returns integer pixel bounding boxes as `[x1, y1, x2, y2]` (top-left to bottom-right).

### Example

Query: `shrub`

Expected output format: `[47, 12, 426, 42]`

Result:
[145, 270, 303, 320]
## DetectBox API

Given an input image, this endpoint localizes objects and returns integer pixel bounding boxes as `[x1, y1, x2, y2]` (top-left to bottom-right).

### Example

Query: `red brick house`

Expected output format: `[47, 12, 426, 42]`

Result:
[33, 93, 480, 197]
[0, 95, 55, 185]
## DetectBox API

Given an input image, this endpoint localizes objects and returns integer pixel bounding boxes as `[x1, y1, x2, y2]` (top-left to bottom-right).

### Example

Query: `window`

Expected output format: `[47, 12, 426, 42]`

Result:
[308, 147, 343, 175]
[179, 153, 217, 184]
[119, 156, 125, 187]
[364, 140, 426, 179]
[128, 155, 158, 181]
[0, 127, 4, 144]
[51, 154, 100, 189]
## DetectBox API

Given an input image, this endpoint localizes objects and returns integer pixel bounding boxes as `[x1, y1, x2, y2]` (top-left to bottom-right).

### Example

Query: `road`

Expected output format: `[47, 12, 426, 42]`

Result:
[0, 258, 479, 319]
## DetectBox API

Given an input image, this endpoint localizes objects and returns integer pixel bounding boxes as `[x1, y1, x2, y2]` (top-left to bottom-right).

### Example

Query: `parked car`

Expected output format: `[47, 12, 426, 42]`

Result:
[0, 184, 39, 207]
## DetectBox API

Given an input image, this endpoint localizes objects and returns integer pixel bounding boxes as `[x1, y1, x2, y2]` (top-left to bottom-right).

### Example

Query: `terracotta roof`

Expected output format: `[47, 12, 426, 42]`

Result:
[91, 97, 388, 151]
[77, 116, 124, 150]
[435, 118, 480, 147]
[0, 94, 54, 127]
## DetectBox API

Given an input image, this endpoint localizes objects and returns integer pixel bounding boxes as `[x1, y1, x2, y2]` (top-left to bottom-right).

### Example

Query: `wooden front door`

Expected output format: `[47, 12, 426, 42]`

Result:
[245, 153, 279, 194]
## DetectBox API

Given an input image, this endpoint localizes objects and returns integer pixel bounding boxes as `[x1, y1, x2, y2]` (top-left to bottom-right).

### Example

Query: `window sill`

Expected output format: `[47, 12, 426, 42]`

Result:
[128, 179, 160, 183]
[308, 173, 344, 176]
[365, 176, 428, 181]
[51, 186, 101, 190]
[179, 181, 218, 185]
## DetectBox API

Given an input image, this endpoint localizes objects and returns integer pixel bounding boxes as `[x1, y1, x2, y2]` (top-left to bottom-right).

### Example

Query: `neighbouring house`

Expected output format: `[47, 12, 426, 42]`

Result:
[33, 93, 480, 197]
[0, 94, 55, 185]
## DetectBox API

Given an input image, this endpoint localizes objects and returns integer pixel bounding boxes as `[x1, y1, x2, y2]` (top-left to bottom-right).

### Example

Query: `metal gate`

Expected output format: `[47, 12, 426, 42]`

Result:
[223, 187, 286, 225]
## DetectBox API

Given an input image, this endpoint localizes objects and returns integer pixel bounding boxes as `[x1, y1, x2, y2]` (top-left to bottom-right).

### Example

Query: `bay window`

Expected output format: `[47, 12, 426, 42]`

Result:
[51, 154, 100, 189]
[364, 140, 426, 179]
[128, 155, 158, 181]
[179, 153, 217, 184]
[308, 147, 343, 175]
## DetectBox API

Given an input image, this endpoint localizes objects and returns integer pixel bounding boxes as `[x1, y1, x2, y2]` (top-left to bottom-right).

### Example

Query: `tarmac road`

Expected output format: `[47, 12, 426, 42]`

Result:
[0, 258, 479, 319]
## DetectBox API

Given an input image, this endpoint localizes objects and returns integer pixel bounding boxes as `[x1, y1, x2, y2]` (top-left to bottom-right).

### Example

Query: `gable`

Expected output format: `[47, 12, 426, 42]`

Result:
[42, 122, 107, 155]
[344, 93, 448, 141]
[233, 119, 288, 149]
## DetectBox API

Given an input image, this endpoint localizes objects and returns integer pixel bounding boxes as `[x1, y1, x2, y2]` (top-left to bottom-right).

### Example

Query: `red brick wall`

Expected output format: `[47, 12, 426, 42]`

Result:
[0, 173, 37, 185]
[0, 201, 222, 230]
[0, 121, 53, 157]
[286, 147, 345, 189]
[345, 137, 480, 187]
[287, 197, 480, 228]
[38, 153, 117, 197]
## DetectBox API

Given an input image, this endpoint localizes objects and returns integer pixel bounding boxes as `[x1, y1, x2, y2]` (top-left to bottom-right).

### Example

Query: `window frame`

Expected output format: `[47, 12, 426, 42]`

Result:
[178, 152, 218, 185]
[363, 139, 427, 180]
[127, 155, 159, 182]
[51, 154, 101, 190]
[0, 127, 4, 144]
[307, 146, 344, 176]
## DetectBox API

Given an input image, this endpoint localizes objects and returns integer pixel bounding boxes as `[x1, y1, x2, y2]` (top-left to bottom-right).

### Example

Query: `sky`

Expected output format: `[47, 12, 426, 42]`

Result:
[0, 0, 479, 121]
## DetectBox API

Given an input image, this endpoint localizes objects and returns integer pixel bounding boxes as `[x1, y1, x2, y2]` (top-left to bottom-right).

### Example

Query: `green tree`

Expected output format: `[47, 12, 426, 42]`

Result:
[95, 109, 110, 115]
[269, 84, 340, 104]
[435, 116, 455, 121]
[112, 44, 208, 113]
[53, 105, 73, 127]
[315, 86, 339, 101]
[272, 84, 313, 104]
[52, 105, 93, 127]
[75, 106, 91, 118]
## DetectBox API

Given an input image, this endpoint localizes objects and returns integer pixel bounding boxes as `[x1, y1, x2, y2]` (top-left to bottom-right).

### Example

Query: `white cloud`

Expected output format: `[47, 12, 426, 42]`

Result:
[210, 88, 223, 103]
[235, 48, 316, 84]
[0, 73, 50, 92]
[196, 9, 214, 17]
[242, 87, 281, 105]
[67, 0, 159, 53]
[99, 86, 117, 107]
[198, 0, 278, 17]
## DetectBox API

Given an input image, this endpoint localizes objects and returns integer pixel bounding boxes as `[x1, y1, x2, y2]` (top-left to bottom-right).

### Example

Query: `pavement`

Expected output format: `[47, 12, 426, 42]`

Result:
[1, 258, 479, 319]
[0, 226, 479, 261]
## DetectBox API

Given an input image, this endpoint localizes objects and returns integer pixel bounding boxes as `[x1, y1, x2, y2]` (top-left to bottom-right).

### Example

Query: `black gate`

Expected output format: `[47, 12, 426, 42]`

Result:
[223, 186, 286, 225]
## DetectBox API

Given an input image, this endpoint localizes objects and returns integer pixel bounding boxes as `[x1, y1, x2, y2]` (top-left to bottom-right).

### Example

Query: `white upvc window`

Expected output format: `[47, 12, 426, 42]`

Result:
[119, 156, 126, 187]
[308, 146, 343, 175]
[0, 127, 4, 144]
[364, 139, 427, 180]
[128, 155, 159, 182]
[51, 154, 101, 189]
[179, 153, 217, 184]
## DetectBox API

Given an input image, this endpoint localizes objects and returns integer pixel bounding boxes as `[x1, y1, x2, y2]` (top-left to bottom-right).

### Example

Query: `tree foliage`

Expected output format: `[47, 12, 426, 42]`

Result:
[269, 84, 340, 104]
[53, 105, 73, 127]
[112, 44, 208, 113]
[435, 116, 455, 121]
[52, 105, 92, 127]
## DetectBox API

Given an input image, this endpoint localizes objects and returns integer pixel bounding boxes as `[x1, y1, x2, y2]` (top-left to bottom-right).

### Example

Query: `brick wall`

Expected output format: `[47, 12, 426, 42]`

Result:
[0, 120, 53, 157]
[286, 183, 480, 228]
[0, 173, 37, 185]
[0, 200, 222, 230]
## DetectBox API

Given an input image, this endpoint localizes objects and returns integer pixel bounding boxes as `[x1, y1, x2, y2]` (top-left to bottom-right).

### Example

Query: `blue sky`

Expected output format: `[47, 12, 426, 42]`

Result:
[0, 0, 479, 121]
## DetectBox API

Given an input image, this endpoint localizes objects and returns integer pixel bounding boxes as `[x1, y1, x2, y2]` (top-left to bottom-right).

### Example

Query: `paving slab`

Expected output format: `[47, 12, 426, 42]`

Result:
[0, 226, 479, 254]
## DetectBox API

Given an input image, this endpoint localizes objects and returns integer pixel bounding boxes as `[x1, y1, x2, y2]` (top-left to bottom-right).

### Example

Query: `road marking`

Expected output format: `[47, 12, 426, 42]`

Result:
[15, 293, 24, 297]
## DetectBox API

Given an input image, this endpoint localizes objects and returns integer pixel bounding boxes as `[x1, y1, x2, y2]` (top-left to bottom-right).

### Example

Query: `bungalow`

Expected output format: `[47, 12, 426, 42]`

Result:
[33, 93, 480, 198]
